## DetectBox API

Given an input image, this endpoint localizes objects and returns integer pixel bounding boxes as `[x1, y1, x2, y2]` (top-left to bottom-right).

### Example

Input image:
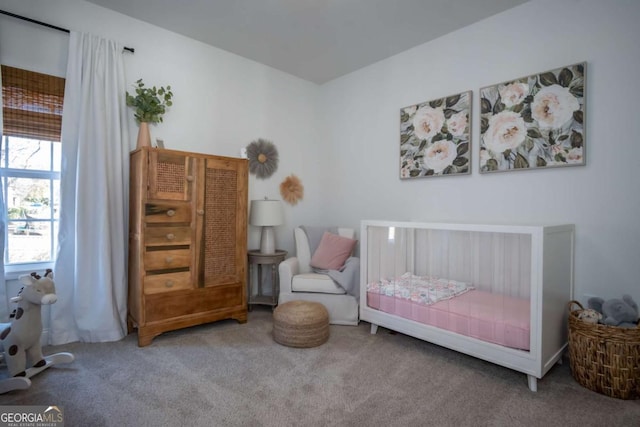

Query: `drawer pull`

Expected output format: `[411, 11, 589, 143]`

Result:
[166, 209, 176, 217]
[166, 233, 175, 241]
[165, 256, 174, 264]
[165, 280, 174, 288]
[196, 209, 204, 216]
[186, 175, 194, 182]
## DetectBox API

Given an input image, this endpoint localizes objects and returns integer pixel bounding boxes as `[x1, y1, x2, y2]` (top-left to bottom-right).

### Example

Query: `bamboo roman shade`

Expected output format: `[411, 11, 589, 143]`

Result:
[1, 65, 65, 141]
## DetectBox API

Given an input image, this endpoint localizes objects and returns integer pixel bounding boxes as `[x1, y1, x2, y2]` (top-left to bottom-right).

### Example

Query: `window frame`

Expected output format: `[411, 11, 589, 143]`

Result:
[1, 135, 61, 271]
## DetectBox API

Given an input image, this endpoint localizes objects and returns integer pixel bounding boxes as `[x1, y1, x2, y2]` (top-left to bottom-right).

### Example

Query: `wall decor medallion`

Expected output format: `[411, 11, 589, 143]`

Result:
[479, 62, 586, 173]
[280, 174, 304, 205]
[400, 90, 471, 179]
[246, 138, 279, 179]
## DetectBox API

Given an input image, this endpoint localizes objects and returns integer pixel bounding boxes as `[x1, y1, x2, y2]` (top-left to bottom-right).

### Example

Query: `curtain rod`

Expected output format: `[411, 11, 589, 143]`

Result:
[0, 9, 135, 53]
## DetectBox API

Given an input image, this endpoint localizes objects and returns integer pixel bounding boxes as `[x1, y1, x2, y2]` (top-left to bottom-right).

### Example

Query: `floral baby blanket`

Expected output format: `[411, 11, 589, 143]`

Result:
[366, 272, 474, 305]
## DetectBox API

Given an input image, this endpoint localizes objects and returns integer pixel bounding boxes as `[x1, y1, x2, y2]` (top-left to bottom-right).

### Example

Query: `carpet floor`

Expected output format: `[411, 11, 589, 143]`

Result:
[1, 307, 639, 426]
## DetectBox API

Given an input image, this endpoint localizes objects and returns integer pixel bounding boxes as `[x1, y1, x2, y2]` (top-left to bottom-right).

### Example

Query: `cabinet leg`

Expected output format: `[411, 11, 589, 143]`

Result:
[233, 313, 248, 324]
[137, 332, 155, 347]
[370, 324, 378, 335]
[127, 316, 135, 334]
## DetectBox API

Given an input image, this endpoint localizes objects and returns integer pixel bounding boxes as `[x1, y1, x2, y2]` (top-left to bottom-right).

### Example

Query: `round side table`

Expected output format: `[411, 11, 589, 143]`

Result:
[247, 249, 287, 310]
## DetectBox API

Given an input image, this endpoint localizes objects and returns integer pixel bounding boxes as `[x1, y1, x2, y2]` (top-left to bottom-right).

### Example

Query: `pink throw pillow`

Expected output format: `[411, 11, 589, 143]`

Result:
[310, 231, 357, 271]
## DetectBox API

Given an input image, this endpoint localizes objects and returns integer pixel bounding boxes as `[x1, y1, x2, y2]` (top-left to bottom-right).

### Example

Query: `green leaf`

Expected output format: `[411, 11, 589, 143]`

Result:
[480, 117, 489, 134]
[410, 170, 421, 177]
[493, 101, 505, 115]
[481, 98, 492, 114]
[557, 134, 569, 141]
[453, 157, 468, 167]
[400, 133, 411, 144]
[457, 143, 469, 156]
[429, 99, 443, 108]
[524, 138, 535, 152]
[573, 110, 583, 124]
[486, 158, 498, 171]
[536, 156, 547, 167]
[442, 166, 453, 174]
[570, 131, 583, 148]
[558, 68, 573, 87]
[512, 103, 524, 113]
[514, 153, 529, 168]
[446, 94, 461, 107]
[432, 133, 445, 143]
[401, 111, 409, 123]
[425, 169, 434, 176]
[539, 72, 558, 86]
[521, 106, 533, 123]
[569, 85, 583, 98]
[527, 128, 543, 139]
[555, 153, 567, 163]
[443, 108, 457, 119]
[418, 140, 427, 152]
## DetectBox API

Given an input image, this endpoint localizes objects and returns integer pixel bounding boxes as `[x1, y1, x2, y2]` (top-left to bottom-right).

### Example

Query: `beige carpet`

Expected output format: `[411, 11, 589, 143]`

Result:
[1, 307, 639, 426]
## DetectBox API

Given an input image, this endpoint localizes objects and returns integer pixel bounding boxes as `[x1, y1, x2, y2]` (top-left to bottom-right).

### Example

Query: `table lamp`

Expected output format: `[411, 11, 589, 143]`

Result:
[249, 199, 284, 254]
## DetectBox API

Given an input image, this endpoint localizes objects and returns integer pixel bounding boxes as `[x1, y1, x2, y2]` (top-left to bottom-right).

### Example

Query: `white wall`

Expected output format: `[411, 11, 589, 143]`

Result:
[2, 0, 639, 307]
[0, 0, 323, 255]
[319, 0, 640, 303]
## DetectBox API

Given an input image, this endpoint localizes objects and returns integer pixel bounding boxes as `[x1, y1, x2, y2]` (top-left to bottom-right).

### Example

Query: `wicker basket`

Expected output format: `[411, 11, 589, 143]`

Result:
[567, 300, 640, 399]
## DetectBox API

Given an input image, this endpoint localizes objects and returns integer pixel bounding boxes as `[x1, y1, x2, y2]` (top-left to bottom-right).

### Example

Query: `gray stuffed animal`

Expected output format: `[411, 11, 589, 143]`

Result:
[588, 295, 639, 328]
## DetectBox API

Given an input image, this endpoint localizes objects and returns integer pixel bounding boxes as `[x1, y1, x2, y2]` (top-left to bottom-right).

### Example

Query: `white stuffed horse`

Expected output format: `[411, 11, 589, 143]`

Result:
[0, 270, 74, 394]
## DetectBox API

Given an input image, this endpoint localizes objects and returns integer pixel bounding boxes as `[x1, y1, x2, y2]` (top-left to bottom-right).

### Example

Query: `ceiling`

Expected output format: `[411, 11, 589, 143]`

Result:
[85, 0, 529, 84]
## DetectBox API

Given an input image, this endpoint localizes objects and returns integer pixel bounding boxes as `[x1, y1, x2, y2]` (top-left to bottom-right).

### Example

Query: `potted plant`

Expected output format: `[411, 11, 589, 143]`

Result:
[126, 79, 173, 148]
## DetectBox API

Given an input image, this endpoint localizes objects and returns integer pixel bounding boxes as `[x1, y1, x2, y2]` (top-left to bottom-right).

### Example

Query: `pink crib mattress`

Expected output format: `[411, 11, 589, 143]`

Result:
[367, 289, 530, 350]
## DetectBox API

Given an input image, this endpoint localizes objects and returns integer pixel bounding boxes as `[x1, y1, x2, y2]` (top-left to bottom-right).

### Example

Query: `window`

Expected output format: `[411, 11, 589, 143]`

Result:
[1, 65, 64, 266]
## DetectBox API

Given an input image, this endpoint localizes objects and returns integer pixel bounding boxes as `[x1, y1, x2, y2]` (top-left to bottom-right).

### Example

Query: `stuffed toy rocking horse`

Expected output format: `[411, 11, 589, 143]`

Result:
[0, 269, 74, 394]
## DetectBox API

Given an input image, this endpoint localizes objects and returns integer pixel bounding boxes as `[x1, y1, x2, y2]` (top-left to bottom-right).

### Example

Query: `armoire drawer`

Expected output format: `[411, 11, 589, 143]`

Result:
[144, 248, 191, 271]
[145, 226, 192, 246]
[144, 271, 192, 294]
[144, 201, 191, 223]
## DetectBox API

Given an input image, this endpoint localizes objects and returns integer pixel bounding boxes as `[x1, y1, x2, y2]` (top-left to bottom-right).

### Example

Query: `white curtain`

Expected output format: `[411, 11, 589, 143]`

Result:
[0, 70, 6, 323]
[51, 32, 129, 344]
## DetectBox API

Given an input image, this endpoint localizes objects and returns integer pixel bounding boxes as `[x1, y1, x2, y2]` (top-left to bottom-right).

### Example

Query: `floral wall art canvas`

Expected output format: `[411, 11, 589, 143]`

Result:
[479, 62, 586, 173]
[400, 90, 471, 179]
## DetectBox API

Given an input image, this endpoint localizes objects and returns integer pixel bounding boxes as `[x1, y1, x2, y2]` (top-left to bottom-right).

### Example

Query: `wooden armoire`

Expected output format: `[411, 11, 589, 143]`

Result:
[127, 147, 248, 346]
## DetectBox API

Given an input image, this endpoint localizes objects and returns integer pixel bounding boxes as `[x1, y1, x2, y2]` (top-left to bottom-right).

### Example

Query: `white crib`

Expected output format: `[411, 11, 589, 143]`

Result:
[360, 220, 575, 391]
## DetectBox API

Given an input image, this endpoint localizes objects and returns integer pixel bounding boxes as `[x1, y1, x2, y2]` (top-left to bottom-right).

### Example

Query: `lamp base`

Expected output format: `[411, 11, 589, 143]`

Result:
[259, 226, 276, 254]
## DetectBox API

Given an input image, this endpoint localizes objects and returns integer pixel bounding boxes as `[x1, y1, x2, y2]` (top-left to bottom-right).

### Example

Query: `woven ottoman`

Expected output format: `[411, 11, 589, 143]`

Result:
[273, 301, 330, 348]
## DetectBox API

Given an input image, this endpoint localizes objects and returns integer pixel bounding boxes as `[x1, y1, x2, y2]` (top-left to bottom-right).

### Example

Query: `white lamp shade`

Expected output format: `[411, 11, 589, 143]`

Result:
[249, 199, 284, 226]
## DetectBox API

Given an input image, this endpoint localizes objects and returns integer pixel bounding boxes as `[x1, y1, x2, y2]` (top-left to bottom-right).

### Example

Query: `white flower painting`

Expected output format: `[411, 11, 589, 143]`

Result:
[400, 90, 471, 179]
[480, 62, 586, 172]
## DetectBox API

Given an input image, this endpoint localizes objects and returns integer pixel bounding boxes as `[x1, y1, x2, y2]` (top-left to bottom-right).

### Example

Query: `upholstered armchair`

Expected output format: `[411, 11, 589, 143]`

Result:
[278, 227, 359, 325]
